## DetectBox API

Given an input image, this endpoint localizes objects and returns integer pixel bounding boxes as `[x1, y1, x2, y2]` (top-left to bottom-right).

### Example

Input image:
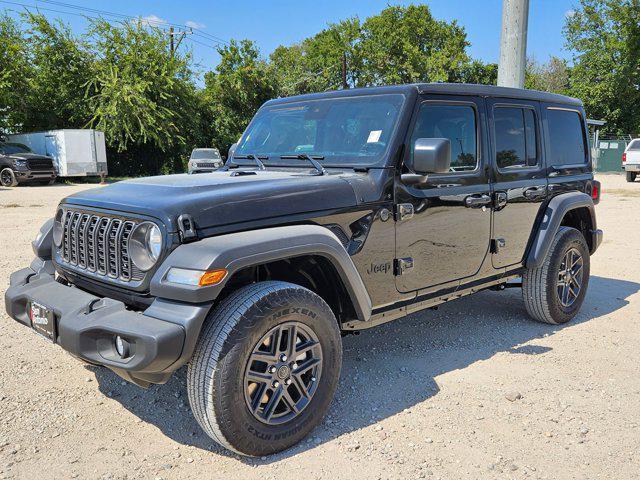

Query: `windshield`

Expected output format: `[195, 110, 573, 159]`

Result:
[191, 149, 221, 160]
[235, 94, 405, 167]
[0, 143, 31, 155]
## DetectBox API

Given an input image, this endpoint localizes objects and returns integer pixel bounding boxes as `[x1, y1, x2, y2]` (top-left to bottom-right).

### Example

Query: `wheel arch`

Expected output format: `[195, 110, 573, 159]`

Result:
[526, 191, 599, 269]
[150, 225, 372, 325]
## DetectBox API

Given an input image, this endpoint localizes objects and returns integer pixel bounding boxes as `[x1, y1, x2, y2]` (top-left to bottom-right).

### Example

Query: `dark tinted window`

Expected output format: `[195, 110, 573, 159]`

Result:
[547, 109, 587, 165]
[0, 143, 31, 154]
[494, 107, 538, 168]
[410, 104, 477, 171]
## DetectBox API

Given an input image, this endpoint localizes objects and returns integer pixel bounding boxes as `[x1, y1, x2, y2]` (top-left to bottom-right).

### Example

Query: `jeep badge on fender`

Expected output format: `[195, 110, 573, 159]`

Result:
[5, 83, 602, 456]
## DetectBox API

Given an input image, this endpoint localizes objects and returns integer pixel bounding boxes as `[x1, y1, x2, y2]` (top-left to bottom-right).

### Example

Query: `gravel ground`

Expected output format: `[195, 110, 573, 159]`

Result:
[1, 174, 639, 480]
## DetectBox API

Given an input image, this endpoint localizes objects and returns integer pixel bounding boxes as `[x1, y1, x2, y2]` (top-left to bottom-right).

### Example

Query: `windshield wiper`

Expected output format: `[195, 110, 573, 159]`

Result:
[230, 154, 267, 170]
[279, 154, 326, 176]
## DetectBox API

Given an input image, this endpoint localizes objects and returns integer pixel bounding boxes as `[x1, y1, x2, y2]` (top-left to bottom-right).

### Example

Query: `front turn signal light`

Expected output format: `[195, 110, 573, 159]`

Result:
[165, 268, 227, 287]
[198, 269, 228, 286]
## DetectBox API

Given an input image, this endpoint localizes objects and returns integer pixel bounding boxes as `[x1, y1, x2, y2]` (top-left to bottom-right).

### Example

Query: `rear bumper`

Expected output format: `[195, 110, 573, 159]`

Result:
[5, 263, 211, 386]
[624, 164, 640, 172]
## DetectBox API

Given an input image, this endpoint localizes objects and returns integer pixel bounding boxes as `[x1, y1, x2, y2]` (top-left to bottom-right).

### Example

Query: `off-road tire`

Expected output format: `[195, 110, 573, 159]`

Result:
[626, 171, 637, 183]
[522, 226, 590, 324]
[187, 281, 342, 456]
[0, 168, 17, 187]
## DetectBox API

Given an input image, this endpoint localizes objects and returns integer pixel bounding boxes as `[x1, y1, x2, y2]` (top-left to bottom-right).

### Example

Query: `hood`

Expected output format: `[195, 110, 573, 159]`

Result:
[7, 153, 53, 161]
[64, 169, 359, 232]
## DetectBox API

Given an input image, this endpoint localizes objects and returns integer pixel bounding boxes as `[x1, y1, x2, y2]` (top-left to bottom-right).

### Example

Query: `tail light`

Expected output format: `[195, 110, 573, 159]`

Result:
[623, 152, 627, 163]
[591, 180, 601, 205]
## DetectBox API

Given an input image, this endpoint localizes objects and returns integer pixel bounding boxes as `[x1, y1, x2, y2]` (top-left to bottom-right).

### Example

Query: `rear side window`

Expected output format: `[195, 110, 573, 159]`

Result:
[494, 107, 539, 168]
[410, 104, 478, 172]
[547, 109, 587, 165]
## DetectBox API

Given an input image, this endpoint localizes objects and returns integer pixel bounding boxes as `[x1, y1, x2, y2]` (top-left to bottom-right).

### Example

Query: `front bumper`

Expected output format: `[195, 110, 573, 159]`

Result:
[14, 169, 56, 183]
[5, 262, 211, 386]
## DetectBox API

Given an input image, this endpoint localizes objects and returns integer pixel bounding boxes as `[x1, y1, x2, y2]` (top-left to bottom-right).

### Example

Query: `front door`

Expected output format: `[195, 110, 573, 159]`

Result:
[395, 95, 492, 293]
[487, 99, 548, 268]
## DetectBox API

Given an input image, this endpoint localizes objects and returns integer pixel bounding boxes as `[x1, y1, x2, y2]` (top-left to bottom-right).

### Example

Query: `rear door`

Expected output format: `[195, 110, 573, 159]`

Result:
[488, 98, 547, 268]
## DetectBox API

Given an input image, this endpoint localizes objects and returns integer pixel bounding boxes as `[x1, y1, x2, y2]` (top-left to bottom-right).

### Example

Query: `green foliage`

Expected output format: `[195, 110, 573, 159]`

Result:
[271, 5, 492, 95]
[204, 40, 279, 152]
[564, 0, 640, 133]
[0, 14, 31, 133]
[525, 56, 570, 94]
[22, 13, 93, 131]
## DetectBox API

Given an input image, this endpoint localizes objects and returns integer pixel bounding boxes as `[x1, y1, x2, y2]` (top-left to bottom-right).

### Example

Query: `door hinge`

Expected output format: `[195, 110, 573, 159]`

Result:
[394, 257, 414, 275]
[490, 238, 506, 254]
[395, 203, 414, 221]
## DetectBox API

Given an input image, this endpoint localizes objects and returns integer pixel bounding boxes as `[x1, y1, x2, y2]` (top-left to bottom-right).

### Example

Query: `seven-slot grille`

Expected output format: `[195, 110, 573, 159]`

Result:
[59, 210, 143, 282]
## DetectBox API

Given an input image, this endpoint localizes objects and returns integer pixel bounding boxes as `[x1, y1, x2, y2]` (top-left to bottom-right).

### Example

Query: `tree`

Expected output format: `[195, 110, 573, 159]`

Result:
[358, 5, 470, 85]
[564, 0, 640, 133]
[0, 14, 31, 133]
[525, 56, 570, 94]
[22, 13, 93, 131]
[204, 40, 279, 152]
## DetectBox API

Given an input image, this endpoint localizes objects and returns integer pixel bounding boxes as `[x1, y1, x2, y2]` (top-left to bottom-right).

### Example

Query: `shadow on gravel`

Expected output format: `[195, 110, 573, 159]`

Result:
[88, 274, 638, 463]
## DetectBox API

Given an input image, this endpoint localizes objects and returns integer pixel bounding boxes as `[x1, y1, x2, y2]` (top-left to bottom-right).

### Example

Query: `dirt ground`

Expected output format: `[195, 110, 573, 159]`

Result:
[0, 173, 639, 480]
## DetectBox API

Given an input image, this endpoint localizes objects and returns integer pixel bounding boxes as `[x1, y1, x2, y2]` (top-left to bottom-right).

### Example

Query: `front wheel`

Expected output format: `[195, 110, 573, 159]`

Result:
[626, 171, 637, 183]
[522, 227, 590, 324]
[0, 168, 17, 187]
[187, 281, 342, 456]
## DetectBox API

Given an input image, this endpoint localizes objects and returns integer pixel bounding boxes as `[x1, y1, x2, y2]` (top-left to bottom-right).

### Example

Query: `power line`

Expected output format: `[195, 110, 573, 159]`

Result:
[35, 0, 230, 45]
[0, 0, 230, 47]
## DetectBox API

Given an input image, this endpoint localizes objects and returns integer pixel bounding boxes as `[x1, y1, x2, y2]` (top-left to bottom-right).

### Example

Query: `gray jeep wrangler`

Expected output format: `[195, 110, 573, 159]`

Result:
[5, 84, 602, 456]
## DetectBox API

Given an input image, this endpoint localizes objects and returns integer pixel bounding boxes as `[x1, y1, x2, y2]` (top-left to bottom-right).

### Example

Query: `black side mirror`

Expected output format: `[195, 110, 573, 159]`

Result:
[402, 138, 451, 185]
[412, 138, 451, 174]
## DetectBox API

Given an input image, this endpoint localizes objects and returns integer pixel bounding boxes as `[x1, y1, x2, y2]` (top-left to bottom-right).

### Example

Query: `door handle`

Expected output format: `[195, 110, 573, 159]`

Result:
[464, 194, 492, 208]
[523, 186, 546, 199]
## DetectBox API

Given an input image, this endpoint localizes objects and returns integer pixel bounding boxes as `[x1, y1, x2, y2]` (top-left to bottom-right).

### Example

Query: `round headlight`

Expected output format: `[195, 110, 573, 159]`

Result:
[53, 208, 65, 247]
[128, 222, 163, 271]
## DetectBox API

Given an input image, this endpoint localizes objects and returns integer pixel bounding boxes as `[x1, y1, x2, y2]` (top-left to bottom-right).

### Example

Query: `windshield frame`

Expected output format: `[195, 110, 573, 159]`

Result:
[232, 93, 407, 169]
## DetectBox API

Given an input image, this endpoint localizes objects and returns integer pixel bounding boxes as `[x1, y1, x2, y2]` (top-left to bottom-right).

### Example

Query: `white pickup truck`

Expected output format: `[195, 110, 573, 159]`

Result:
[624, 139, 640, 182]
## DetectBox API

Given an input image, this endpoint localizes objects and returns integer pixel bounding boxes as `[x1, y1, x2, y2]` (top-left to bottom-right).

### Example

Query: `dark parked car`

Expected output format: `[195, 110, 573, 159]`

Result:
[0, 142, 57, 187]
[5, 84, 602, 456]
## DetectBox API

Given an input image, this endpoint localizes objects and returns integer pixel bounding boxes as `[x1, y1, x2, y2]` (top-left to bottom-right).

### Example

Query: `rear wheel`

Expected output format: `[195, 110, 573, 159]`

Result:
[0, 168, 17, 187]
[187, 281, 342, 456]
[626, 171, 637, 182]
[522, 227, 590, 324]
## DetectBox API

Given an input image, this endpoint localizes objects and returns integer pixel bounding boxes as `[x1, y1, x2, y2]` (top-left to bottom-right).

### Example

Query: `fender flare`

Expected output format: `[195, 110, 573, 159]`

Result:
[526, 191, 597, 269]
[150, 225, 373, 322]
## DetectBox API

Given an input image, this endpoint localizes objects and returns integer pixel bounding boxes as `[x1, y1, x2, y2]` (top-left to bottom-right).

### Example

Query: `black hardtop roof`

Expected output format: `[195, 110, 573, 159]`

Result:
[264, 83, 582, 107]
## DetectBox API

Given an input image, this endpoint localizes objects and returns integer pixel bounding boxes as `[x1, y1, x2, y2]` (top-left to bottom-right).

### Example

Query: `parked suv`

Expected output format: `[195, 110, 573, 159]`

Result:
[0, 142, 57, 186]
[623, 138, 640, 182]
[187, 147, 224, 174]
[5, 84, 602, 456]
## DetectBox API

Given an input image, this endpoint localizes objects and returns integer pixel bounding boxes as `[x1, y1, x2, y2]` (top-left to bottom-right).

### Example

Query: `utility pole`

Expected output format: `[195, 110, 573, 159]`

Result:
[168, 26, 193, 57]
[341, 52, 348, 89]
[497, 0, 530, 89]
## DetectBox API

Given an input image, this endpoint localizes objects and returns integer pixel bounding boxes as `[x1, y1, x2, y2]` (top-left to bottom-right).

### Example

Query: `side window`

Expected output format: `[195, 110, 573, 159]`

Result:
[410, 104, 477, 172]
[547, 109, 587, 165]
[494, 107, 538, 168]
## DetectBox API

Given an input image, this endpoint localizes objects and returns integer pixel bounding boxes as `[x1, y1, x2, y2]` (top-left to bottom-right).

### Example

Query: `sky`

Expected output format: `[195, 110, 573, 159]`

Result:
[2, 0, 579, 76]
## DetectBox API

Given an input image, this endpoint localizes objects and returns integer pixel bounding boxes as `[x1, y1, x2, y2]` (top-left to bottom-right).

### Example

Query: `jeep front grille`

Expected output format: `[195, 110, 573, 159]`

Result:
[59, 210, 143, 282]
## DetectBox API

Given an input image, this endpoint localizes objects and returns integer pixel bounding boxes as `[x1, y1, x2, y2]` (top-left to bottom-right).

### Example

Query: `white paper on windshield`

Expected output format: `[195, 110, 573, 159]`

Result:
[367, 130, 382, 143]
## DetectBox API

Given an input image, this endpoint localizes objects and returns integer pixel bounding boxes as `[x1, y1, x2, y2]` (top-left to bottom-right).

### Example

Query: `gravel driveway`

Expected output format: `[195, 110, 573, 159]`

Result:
[1, 174, 639, 479]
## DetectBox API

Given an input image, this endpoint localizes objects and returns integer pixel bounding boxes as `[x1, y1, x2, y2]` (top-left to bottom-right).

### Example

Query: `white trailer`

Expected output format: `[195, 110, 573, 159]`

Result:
[7, 129, 108, 177]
